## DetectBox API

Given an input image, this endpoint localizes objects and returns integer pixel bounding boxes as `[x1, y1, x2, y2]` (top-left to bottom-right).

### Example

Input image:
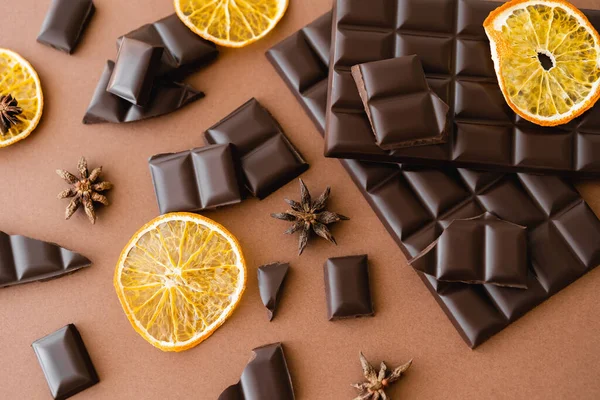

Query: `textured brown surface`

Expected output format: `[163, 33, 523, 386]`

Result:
[1, 0, 600, 399]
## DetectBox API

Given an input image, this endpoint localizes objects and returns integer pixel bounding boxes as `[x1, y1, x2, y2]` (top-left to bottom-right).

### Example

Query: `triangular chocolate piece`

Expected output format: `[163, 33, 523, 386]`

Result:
[257, 262, 290, 321]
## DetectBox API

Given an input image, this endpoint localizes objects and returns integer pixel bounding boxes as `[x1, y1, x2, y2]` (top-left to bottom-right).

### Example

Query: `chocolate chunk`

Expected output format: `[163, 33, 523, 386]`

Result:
[409, 213, 528, 288]
[0, 231, 91, 289]
[204, 99, 309, 199]
[351, 55, 448, 150]
[257, 263, 290, 321]
[83, 60, 203, 124]
[148, 144, 243, 214]
[324, 255, 373, 320]
[322, 0, 600, 177]
[118, 14, 218, 79]
[37, 0, 95, 54]
[107, 38, 164, 106]
[32, 324, 99, 400]
[267, 11, 600, 348]
[218, 343, 295, 400]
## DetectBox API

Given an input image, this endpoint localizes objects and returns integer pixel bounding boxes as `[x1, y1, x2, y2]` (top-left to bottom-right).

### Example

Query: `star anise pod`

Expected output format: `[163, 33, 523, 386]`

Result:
[352, 352, 412, 400]
[0, 94, 23, 134]
[56, 157, 113, 224]
[271, 179, 349, 255]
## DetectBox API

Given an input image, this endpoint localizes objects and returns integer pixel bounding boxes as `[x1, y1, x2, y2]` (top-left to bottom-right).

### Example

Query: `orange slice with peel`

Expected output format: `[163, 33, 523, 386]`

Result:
[0, 48, 43, 148]
[484, 0, 600, 126]
[114, 213, 246, 352]
[174, 0, 289, 48]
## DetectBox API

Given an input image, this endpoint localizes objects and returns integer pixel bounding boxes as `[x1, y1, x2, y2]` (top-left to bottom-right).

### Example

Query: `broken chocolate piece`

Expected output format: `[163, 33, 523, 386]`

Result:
[324, 255, 373, 320]
[257, 263, 290, 321]
[37, 0, 95, 54]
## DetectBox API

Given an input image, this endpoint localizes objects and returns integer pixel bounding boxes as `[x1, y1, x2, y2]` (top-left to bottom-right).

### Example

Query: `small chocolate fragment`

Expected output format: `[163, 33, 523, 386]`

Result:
[351, 55, 448, 150]
[219, 343, 295, 400]
[118, 14, 218, 79]
[409, 213, 529, 288]
[257, 263, 290, 321]
[83, 60, 203, 124]
[37, 0, 95, 54]
[32, 324, 99, 400]
[107, 38, 164, 106]
[204, 99, 309, 199]
[149, 144, 243, 214]
[0, 231, 91, 289]
[324, 255, 373, 320]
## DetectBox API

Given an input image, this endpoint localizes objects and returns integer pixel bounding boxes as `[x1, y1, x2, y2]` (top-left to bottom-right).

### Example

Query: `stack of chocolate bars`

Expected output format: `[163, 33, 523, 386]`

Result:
[267, 0, 600, 348]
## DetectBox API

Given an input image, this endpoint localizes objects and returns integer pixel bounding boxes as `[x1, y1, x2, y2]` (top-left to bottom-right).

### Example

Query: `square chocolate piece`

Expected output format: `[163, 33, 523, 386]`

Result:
[32, 324, 99, 400]
[324, 255, 373, 320]
[37, 0, 95, 54]
[149, 144, 243, 214]
[107, 38, 164, 106]
[351, 55, 449, 150]
[204, 98, 309, 199]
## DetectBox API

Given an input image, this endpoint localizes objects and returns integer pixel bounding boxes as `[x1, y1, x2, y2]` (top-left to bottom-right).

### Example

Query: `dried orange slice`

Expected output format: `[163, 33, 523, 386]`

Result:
[114, 213, 246, 352]
[0, 49, 43, 148]
[174, 0, 288, 48]
[484, 0, 600, 126]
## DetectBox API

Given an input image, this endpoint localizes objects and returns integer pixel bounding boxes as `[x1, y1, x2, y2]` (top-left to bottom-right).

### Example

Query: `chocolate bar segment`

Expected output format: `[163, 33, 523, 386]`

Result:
[118, 14, 218, 79]
[148, 144, 243, 214]
[204, 99, 309, 199]
[32, 324, 99, 400]
[0, 231, 91, 289]
[323, 0, 600, 177]
[351, 55, 448, 150]
[107, 38, 164, 106]
[83, 60, 203, 124]
[37, 0, 95, 54]
[324, 255, 373, 320]
[218, 343, 295, 400]
[258, 262, 290, 321]
[409, 213, 528, 288]
[267, 13, 600, 348]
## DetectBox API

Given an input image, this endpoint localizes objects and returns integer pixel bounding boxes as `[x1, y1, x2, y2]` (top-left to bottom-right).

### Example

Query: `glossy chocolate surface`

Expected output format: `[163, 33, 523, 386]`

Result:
[267, 12, 600, 347]
[409, 213, 528, 288]
[149, 144, 243, 214]
[218, 343, 295, 400]
[37, 0, 95, 54]
[204, 98, 309, 199]
[323, 0, 600, 177]
[257, 262, 290, 321]
[352, 55, 448, 150]
[0, 231, 91, 289]
[32, 324, 99, 400]
[324, 255, 373, 320]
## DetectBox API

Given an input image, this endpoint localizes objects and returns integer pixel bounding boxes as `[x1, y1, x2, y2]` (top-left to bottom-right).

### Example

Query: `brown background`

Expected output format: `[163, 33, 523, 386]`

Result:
[1, 0, 600, 398]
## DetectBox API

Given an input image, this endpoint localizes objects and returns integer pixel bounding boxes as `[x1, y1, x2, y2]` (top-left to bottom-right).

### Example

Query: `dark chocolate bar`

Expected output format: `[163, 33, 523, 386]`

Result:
[257, 262, 290, 321]
[324, 255, 373, 320]
[322, 0, 600, 177]
[37, 0, 95, 54]
[0, 231, 91, 289]
[218, 343, 295, 400]
[107, 38, 164, 106]
[83, 60, 203, 124]
[351, 55, 448, 150]
[267, 12, 600, 348]
[148, 144, 243, 214]
[204, 99, 309, 199]
[118, 14, 218, 79]
[32, 324, 99, 400]
[409, 213, 528, 288]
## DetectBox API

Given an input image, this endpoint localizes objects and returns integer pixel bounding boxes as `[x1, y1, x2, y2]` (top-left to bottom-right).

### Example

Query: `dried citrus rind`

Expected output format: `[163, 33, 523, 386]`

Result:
[114, 213, 246, 352]
[174, 0, 288, 48]
[484, 0, 600, 126]
[0, 48, 43, 147]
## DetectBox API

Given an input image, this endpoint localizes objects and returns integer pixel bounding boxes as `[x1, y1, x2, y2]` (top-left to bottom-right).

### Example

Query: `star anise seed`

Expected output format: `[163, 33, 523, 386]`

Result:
[0, 94, 23, 134]
[271, 179, 349, 255]
[352, 352, 412, 400]
[56, 156, 113, 224]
